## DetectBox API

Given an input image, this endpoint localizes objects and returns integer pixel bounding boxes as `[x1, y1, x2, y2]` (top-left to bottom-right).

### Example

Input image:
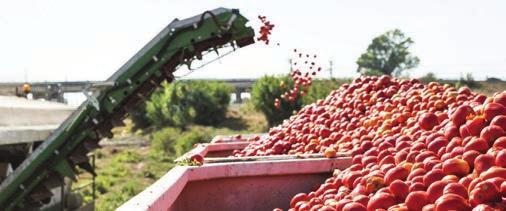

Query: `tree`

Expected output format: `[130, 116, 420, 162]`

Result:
[419, 72, 438, 83]
[251, 75, 302, 127]
[140, 81, 232, 129]
[356, 29, 420, 77]
[250, 76, 347, 127]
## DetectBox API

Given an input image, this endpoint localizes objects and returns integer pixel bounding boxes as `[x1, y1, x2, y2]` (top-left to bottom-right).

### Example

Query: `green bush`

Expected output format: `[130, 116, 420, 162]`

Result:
[150, 126, 213, 156]
[360, 69, 385, 76]
[251, 75, 303, 126]
[112, 150, 142, 163]
[145, 81, 195, 128]
[95, 180, 143, 211]
[94, 160, 128, 195]
[95, 177, 112, 194]
[301, 79, 345, 105]
[419, 72, 438, 84]
[187, 81, 233, 125]
[130, 103, 150, 131]
[173, 127, 213, 156]
[151, 127, 181, 155]
[120, 180, 143, 197]
[140, 80, 232, 129]
[251, 76, 346, 126]
[78, 148, 176, 211]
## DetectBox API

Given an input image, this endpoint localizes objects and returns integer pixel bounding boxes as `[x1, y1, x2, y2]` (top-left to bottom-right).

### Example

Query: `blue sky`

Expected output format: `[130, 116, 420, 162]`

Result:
[1, 0, 505, 82]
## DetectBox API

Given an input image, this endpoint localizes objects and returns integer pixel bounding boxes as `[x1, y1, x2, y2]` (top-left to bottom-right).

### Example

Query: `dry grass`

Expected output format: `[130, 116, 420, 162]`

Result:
[473, 81, 506, 96]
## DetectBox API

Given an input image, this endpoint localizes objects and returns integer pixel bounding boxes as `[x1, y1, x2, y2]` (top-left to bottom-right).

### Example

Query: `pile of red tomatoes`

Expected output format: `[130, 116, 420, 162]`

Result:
[234, 76, 506, 210]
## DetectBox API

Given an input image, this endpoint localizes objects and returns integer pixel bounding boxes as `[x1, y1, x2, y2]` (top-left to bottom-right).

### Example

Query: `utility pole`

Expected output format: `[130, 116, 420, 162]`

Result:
[328, 60, 333, 79]
[289, 58, 293, 72]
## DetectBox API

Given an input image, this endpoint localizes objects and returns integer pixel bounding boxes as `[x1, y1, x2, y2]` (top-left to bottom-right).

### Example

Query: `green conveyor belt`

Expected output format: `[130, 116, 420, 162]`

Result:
[0, 7, 254, 210]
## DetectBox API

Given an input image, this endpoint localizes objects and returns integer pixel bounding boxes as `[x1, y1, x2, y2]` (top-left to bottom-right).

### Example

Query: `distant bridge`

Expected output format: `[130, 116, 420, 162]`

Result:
[0, 79, 256, 103]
